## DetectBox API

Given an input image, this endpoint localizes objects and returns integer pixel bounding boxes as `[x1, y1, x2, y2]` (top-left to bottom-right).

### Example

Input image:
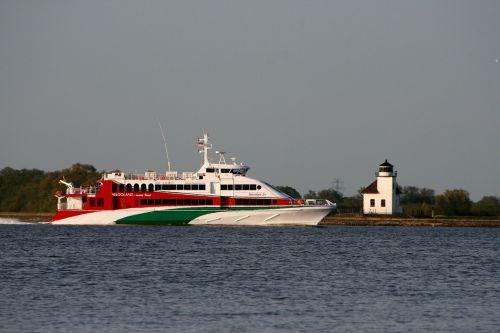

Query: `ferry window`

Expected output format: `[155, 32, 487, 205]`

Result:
[184, 184, 192, 190]
[199, 184, 206, 191]
[141, 184, 147, 192]
[134, 184, 139, 192]
[370, 199, 375, 207]
[82, 197, 87, 204]
[207, 199, 213, 205]
[112, 183, 117, 192]
[381, 199, 386, 207]
[155, 184, 162, 191]
[176, 184, 184, 190]
[192, 184, 199, 190]
[250, 184, 257, 191]
[249, 199, 257, 205]
[227, 184, 233, 190]
[257, 185, 262, 190]
[155, 199, 162, 205]
[272, 200, 277, 204]
[206, 168, 214, 173]
[168, 184, 176, 190]
[119, 184, 125, 192]
[97, 198, 104, 207]
[89, 198, 95, 207]
[263, 199, 271, 205]
[126, 184, 132, 192]
[243, 184, 250, 191]
[140, 199, 147, 205]
[148, 184, 154, 192]
[221, 185, 228, 191]
[235, 184, 242, 191]
[221, 169, 230, 173]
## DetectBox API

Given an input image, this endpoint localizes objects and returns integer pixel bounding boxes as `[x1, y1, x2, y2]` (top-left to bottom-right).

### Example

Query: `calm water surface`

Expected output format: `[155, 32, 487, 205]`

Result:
[0, 221, 499, 333]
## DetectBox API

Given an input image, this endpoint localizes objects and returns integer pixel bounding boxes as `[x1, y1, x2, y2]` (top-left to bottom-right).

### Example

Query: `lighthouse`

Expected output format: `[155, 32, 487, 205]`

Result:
[361, 160, 402, 215]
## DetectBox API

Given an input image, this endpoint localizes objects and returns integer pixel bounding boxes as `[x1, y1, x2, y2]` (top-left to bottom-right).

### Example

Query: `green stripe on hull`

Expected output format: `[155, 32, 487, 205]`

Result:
[115, 207, 221, 225]
[115, 206, 300, 225]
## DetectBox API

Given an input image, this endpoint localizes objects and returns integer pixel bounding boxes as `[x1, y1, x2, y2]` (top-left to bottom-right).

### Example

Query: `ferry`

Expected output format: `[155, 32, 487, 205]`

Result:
[51, 133, 336, 225]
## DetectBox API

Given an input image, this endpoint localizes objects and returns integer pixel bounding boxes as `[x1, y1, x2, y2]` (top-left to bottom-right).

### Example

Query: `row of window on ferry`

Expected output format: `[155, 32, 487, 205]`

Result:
[112, 183, 207, 193]
[221, 184, 261, 191]
[111, 183, 262, 193]
[205, 168, 245, 174]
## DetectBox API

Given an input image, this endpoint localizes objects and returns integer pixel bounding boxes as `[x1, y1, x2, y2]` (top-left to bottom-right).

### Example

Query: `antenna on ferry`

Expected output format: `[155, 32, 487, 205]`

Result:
[158, 121, 171, 172]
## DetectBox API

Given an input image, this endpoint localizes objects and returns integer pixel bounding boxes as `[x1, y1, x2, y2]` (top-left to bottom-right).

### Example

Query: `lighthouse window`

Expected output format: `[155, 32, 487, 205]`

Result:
[126, 184, 132, 192]
[141, 184, 147, 192]
[133, 184, 139, 192]
[148, 184, 154, 192]
[370, 199, 375, 207]
[381, 199, 386, 207]
[119, 184, 125, 192]
[112, 183, 117, 192]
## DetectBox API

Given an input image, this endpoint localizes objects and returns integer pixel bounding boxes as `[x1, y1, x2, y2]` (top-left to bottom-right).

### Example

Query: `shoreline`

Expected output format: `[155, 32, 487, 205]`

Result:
[320, 215, 500, 227]
[1, 212, 499, 227]
[0, 212, 53, 222]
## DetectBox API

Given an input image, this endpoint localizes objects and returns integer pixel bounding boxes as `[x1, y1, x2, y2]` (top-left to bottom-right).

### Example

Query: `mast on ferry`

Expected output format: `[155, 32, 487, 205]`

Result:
[198, 133, 212, 166]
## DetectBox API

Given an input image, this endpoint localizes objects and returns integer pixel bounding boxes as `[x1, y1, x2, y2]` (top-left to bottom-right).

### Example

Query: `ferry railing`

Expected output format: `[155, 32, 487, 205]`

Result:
[66, 187, 97, 195]
[304, 199, 336, 207]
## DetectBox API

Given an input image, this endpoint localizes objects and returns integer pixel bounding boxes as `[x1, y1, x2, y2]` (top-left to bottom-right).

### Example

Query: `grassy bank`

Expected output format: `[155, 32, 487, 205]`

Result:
[320, 215, 500, 227]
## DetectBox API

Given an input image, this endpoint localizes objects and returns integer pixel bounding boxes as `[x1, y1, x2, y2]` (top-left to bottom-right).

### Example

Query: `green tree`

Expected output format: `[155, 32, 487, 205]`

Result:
[471, 196, 500, 216]
[304, 188, 343, 204]
[275, 186, 301, 199]
[435, 189, 472, 216]
[400, 186, 435, 205]
[0, 164, 102, 212]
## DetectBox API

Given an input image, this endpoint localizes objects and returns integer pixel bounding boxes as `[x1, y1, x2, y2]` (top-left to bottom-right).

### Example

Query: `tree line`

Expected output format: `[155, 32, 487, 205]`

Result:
[276, 185, 499, 217]
[0, 164, 101, 212]
[0, 165, 498, 216]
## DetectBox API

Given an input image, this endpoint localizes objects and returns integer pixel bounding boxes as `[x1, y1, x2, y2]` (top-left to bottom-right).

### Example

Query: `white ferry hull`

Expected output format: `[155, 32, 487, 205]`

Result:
[51, 206, 333, 226]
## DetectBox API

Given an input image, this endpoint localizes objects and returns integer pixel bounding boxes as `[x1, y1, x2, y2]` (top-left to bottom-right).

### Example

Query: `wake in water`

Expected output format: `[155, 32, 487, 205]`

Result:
[0, 217, 34, 225]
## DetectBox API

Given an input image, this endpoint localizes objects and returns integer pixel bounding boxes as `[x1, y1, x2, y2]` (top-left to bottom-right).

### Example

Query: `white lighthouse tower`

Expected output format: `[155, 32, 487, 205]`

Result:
[361, 160, 402, 215]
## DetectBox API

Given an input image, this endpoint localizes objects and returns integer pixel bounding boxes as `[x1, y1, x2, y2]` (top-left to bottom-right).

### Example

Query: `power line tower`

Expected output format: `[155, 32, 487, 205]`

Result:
[332, 178, 344, 194]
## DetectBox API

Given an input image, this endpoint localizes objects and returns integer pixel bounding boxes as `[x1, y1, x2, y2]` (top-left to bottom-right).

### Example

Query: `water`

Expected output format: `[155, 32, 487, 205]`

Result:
[1, 222, 499, 333]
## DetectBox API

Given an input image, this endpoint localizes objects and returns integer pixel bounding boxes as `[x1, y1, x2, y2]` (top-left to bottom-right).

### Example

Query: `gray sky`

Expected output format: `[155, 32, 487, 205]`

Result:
[1, 0, 499, 200]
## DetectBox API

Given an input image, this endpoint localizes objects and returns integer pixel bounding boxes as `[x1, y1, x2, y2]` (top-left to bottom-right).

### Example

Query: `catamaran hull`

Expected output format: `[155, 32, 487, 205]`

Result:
[50, 206, 334, 226]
